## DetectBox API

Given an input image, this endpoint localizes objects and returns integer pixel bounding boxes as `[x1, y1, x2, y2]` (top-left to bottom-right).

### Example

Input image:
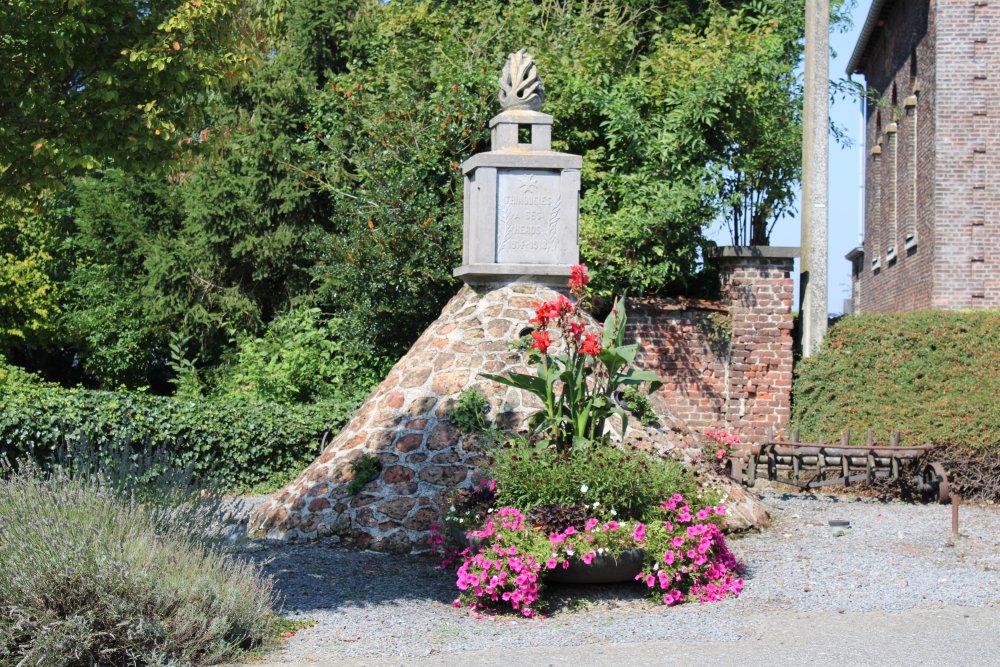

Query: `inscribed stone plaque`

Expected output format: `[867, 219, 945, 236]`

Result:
[495, 169, 562, 264]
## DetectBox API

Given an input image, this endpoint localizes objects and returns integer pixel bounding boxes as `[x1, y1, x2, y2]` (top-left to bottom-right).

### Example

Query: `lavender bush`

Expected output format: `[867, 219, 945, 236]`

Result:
[0, 461, 277, 665]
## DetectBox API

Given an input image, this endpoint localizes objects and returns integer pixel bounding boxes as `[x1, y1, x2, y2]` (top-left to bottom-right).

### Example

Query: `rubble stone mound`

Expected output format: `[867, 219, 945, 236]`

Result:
[249, 281, 768, 553]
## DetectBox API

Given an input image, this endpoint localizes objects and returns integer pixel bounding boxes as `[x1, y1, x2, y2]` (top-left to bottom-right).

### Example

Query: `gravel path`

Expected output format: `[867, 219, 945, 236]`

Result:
[234, 493, 1000, 663]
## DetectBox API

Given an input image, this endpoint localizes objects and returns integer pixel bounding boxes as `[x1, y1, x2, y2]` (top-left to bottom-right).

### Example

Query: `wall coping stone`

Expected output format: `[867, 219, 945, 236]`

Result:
[707, 245, 800, 260]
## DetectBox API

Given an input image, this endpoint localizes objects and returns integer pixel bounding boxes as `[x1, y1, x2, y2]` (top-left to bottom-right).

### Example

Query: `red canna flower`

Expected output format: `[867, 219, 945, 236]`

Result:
[568, 321, 585, 343]
[580, 333, 601, 356]
[569, 264, 589, 294]
[530, 297, 574, 328]
[530, 330, 553, 354]
[552, 295, 574, 318]
[530, 301, 555, 328]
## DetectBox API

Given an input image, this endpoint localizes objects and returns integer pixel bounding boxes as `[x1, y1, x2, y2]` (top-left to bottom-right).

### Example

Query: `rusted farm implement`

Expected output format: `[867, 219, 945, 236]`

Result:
[728, 430, 952, 504]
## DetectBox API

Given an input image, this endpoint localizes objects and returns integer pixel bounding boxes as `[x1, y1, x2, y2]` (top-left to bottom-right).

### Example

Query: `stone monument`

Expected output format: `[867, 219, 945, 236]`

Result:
[248, 52, 768, 553]
[454, 49, 582, 284]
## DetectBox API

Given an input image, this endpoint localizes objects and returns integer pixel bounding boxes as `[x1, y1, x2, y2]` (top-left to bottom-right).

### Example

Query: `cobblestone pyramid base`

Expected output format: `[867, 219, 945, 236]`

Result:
[249, 280, 768, 553]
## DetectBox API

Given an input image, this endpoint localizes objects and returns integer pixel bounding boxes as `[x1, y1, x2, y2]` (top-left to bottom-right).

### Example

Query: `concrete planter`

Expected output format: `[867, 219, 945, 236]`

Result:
[545, 548, 645, 585]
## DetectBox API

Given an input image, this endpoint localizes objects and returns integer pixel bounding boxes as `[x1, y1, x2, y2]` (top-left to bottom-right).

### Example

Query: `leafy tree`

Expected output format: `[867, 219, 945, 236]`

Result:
[0, 197, 65, 350]
[1, 0, 263, 365]
[0, 0, 260, 194]
[59, 170, 175, 387]
[47, 0, 357, 386]
[300, 0, 815, 304]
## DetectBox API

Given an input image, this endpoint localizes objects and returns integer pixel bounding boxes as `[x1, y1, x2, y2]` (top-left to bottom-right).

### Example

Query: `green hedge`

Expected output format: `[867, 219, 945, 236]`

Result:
[0, 372, 356, 492]
[792, 310, 1000, 450]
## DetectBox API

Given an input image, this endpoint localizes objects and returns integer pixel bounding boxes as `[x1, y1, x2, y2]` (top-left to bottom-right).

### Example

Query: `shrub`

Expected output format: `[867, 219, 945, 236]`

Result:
[450, 388, 490, 434]
[346, 454, 382, 496]
[0, 376, 354, 492]
[0, 463, 277, 665]
[488, 437, 701, 522]
[216, 307, 392, 405]
[0, 360, 39, 388]
[792, 310, 1000, 450]
[621, 386, 659, 426]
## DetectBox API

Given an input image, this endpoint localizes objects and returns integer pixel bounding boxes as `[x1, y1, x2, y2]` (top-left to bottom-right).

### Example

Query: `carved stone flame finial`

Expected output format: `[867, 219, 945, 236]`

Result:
[499, 49, 544, 111]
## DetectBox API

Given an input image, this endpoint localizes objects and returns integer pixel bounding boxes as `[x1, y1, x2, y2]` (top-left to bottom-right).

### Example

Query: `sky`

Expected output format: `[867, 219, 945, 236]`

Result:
[704, 0, 871, 315]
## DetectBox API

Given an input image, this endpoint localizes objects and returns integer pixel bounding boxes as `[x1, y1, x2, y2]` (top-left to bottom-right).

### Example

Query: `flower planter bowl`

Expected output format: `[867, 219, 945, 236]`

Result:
[545, 548, 645, 585]
[449, 526, 487, 552]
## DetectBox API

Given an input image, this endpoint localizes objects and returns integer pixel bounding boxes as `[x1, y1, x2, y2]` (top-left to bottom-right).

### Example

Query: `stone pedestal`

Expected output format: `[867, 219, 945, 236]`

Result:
[250, 282, 563, 551]
[454, 109, 582, 284]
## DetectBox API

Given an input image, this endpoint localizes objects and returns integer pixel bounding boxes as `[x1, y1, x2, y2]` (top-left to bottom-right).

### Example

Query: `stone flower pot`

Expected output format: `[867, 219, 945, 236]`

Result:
[545, 548, 645, 585]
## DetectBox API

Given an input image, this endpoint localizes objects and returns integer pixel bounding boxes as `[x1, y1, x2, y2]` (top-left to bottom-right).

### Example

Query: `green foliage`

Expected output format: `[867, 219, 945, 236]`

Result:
[302, 1, 494, 355]
[217, 307, 390, 404]
[792, 310, 1000, 451]
[451, 388, 490, 434]
[346, 454, 382, 495]
[2, 0, 828, 395]
[621, 387, 659, 427]
[646, 3, 805, 246]
[0, 463, 276, 665]
[0, 359, 39, 388]
[0, 377, 354, 492]
[58, 170, 180, 387]
[167, 332, 205, 399]
[298, 0, 818, 338]
[489, 438, 699, 522]
[482, 288, 662, 451]
[0, 197, 65, 350]
[61, 156, 324, 387]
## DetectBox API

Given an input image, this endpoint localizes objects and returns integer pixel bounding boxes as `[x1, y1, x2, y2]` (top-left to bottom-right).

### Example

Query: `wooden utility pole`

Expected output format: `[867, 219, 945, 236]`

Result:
[800, 0, 829, 357]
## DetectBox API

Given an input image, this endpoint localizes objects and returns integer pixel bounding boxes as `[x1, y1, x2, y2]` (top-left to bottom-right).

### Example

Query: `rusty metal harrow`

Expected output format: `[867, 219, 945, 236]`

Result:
[728, 430, 952, 504]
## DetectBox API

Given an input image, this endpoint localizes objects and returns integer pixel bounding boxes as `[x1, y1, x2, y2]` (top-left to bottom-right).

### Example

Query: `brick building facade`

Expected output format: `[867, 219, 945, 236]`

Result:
[847, 0, 1000, 311]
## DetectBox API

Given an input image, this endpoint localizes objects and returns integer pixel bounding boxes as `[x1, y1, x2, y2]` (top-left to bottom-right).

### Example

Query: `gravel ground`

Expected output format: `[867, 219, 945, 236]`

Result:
[233, 493, 1000, 663]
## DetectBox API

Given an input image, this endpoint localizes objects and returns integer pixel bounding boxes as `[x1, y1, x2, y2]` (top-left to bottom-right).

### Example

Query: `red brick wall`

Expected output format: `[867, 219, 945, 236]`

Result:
[855, 0, 1000, 311]
[627, 252, 795, 442]
[717, 255, 795, 438]
[628, 303, 728, 431]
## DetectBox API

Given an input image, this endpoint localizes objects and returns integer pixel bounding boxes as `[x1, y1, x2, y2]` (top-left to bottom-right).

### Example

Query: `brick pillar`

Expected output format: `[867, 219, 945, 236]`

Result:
[711, 246, 798, 441]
